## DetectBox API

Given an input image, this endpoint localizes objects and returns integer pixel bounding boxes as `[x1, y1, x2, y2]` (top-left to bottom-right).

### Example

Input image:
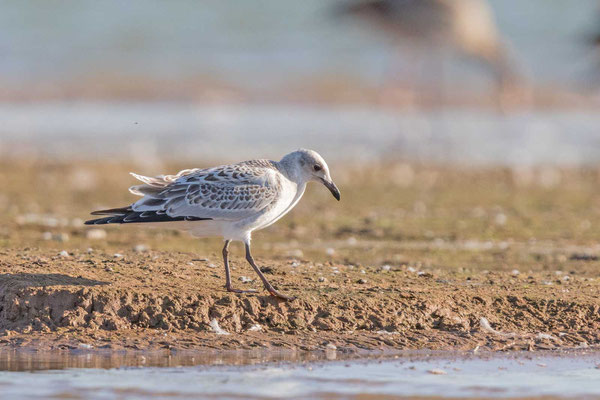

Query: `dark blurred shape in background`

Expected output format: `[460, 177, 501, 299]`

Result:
[0, 0, 598, 165]
[333, 0, 518, 104]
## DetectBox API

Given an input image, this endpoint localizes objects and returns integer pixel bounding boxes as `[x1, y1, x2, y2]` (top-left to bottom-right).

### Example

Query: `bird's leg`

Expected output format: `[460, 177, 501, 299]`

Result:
[223, 240, 256, 294]
[245, 243, 295, 301]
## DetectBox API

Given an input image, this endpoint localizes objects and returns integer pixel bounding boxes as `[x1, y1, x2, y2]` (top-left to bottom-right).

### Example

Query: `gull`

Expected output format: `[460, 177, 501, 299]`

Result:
[85, 149, 340, 301]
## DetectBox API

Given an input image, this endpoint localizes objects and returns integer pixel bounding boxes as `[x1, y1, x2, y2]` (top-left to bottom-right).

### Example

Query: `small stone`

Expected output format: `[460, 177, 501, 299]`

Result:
[207, 263, 217, 268]
[325, 248, 335, 256]
[380, 265, 391, 272]
[247, 324, 262, 332]
[86, 229, 107, 240]
[325, 343, 337, 350]
[105, 266, 114, 272]
[347, 237, 358, 246]
[358, 279, 368, 284]
[58, 250, 70, 258]
[133, 244, 149, 253]
[239, 276, 253, 283]
[360, 269, 366, 274]
[511, 269, 520, 276]
[318, 277, 326, 282]
[86, 248, 94, 253]
[113, 253, 123, 259]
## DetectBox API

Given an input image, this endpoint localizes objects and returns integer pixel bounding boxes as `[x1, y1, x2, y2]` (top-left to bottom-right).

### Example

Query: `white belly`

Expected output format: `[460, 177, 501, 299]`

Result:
[219, 180, 304, 241]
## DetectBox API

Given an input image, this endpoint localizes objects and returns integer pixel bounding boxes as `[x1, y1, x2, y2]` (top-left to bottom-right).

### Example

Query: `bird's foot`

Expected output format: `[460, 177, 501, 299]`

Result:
[226, 286, 258, 294]
[265, 286, 295, 301]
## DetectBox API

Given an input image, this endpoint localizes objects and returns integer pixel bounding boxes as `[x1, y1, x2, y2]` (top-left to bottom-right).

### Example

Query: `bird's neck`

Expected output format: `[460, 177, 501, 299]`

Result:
[276, 159, 308, 185]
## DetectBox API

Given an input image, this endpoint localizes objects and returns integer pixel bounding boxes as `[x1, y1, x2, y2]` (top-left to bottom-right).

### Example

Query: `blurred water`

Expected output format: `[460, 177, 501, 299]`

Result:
[2, 1, 599, 165]
[1, 353, 599, 399]
[1, 101, 599, 165]
[0, 0, 597, 89]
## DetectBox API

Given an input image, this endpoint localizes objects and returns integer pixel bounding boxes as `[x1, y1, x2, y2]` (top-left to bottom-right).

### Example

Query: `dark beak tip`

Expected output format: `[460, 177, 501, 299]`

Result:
[321, 178, 340, 201]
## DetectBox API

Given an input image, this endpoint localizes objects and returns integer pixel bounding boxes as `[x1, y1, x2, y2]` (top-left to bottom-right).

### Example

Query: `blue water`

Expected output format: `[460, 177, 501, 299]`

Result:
[1, 101, 599, 165]
[0, 0, 597, 88]
[1, 352, 599, 399]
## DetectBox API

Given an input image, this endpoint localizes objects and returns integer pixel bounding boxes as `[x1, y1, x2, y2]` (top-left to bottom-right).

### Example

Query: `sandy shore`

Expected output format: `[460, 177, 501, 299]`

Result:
[1, 160, 599, 352]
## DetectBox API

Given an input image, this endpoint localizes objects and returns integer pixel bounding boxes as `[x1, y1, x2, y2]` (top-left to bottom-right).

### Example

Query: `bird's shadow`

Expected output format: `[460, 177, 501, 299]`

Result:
[0, 273, 109, 288]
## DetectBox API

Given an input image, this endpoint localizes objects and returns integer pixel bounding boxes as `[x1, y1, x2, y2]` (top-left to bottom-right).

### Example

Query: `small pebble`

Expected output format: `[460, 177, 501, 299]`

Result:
[239, 276, 253, 283]
[113, 253, 123, 259]
[358, 279, 368, 284]
[247, 324, 262, 332]
[318, 277, 326, 282]
[58, 250, 69, 258]
[380, 265, 391, 272]
[86, 229, 107, 240]
[133, 244, 149, 253]
[325, 248, 335, 256]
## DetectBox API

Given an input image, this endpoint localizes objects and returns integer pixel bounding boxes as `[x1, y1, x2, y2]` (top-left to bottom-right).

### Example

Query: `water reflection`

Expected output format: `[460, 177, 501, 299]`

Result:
[0, 350, 599, 399]
[0, 348, 348, 372]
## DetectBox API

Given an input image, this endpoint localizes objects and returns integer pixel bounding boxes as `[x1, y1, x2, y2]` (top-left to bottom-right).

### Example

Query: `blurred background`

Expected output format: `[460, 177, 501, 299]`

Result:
[2, 0, 600, 166]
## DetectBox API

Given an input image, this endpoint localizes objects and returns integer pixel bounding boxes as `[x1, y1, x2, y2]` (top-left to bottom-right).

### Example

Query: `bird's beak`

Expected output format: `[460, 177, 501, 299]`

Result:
[321, 178, 341, 201]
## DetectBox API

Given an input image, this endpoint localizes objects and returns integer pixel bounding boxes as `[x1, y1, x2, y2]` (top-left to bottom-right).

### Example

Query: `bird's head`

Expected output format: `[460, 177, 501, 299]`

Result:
[280, 149, 340, 201]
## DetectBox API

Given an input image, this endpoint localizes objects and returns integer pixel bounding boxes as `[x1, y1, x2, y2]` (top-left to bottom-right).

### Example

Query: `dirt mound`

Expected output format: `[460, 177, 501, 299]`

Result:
[1, 248, 598, 352]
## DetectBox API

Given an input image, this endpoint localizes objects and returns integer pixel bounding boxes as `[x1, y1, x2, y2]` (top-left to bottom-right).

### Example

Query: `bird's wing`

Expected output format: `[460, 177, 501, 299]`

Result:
[129, 160, 282, 221]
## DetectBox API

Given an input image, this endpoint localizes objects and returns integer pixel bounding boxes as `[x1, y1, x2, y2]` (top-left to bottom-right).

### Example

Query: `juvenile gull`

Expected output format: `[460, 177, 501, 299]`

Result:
[85, 149, 340, 300]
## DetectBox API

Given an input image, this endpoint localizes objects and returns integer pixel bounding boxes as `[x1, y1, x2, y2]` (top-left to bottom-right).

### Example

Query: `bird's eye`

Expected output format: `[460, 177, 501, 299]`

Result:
[313, 164, 322, 172]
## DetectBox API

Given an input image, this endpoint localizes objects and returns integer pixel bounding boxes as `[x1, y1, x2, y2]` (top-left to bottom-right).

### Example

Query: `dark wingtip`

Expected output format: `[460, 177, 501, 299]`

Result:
[90, 206, 131, 216]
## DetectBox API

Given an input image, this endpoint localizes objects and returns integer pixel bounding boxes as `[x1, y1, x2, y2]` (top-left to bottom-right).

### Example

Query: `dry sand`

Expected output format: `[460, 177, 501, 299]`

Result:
[1, 160, 599, 353]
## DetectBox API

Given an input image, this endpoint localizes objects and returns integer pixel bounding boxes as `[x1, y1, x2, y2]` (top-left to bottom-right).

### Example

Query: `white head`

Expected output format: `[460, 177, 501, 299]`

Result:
[279, 149, 340, 201]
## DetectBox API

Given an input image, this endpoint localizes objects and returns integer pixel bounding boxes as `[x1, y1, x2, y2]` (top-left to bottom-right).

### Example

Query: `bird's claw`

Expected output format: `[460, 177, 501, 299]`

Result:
[266, 287, 295, 301]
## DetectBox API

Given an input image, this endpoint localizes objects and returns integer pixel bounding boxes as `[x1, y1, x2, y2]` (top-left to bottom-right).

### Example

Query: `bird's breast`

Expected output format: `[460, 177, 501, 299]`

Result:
[245, 179, 304, 232]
